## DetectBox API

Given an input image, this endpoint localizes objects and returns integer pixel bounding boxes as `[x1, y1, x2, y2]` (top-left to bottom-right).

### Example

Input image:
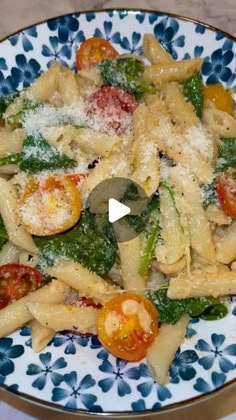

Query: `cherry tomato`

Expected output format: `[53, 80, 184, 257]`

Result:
[17, 174, 82, 236]
[76, 37, 118, 70]
[204, 84, 234, 115]
[0, 264, 44, 309]
[85, 86, 139, 134]
[217, 169, 236, 219]
[97, 292, 158, 362]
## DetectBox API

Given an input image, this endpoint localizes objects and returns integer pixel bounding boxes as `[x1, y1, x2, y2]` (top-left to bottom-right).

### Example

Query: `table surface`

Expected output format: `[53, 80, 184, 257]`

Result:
[0, 0, 236, 418]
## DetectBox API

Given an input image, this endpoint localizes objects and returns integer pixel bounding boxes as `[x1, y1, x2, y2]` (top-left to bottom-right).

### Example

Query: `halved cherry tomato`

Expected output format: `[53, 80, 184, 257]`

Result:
[217, 169, 236, 219]
[0, 264, 44, 309]
[97, 292, 158, 362]
[17, 174, 82, 236]
[204, 84, 234, 115]
[76, 37, 118, 70]
[85, 86, 139, 134]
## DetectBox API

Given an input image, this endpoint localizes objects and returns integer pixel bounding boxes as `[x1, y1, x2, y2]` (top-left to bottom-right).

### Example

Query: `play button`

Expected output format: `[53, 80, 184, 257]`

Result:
[108, 198, 130, 223]
[86, 177, 149, 242]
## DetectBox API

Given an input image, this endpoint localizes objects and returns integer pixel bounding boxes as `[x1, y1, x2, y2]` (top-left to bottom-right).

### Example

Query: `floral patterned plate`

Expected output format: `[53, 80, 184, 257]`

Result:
[0, 9, 236, 417]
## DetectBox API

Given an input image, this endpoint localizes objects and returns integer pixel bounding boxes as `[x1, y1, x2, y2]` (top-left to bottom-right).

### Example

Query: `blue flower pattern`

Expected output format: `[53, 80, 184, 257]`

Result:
[194, 371, 226, 393]
[26, 352, 67, 390]
[9, 27, 37, 52]
[98, 358, 140, 396]
[0, 338, 24, 377]
[195, 333, 236, 373]
[0, 10, 235, 413]
[11, 54, 41, 88]
[170, 349, 199, 383]
[153, 17, 185, 59]
[52, 371, 98, 410]
[51, 333, 89, 355]
[138, 363, 172, 402]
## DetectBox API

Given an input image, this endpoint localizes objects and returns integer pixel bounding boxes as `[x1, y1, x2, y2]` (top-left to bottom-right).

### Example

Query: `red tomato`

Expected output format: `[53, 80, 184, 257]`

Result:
[217, 170, 236, 219]
[85, 86, 139, 134]
[97, 292, 158, 362]
[76, 37, 118, 70]
[17, 174, 82, 236]
[0, 264, 44, 309]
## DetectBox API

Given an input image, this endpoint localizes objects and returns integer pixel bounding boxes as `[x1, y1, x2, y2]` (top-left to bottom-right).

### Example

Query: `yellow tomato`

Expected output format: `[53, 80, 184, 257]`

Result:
[17, 174, 82, 236]
[204, 84, 234, 115]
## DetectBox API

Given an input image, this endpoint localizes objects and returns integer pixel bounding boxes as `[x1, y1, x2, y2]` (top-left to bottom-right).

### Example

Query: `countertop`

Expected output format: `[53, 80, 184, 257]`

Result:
[0, 0, 235, 419]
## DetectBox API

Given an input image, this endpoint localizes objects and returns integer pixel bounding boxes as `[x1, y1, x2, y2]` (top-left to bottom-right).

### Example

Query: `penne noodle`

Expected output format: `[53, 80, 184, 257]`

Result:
[168, 270, 236, 299]
[47, 260, 118, 304]
[0, 280, 70, 338]
[0, 241, 21, 265]
[143, 34, 173, 64]
[31, 319, 55, 352]
[0, 178, 38, 254]
[216, 222, 236, 264]
[146, 315, 189, 384]
[143, 58, 203, 85]
[27, 302, 99, 335]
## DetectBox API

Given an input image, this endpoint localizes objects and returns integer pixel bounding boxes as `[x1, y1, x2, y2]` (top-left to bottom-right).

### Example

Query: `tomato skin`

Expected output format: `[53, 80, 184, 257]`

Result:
[0, 264, 44, 309]
[76, 37, 118, 70]
[204, 84, 234, 115]
[217, 170, 236, 219]
[97, 292, 158, 362]
[85, 86, 139, 134]
[17, 175, 82, 236]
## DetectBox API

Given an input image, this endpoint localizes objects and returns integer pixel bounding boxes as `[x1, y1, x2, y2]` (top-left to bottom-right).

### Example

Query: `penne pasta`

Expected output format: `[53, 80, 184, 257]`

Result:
[0, 178, 38, 254]
[146, 315, 189, 384]
[31, 319, 55, 352]
[143, 58, 203, 85]
[168, 270, 236, 299]
[0, 241, 21, 265]
[0, 280, 70, 338]
[216, 222, 236, 264]
[47, 260, 118, 304]
[143, 34, 173, 64]
[27, 302, 99, 335]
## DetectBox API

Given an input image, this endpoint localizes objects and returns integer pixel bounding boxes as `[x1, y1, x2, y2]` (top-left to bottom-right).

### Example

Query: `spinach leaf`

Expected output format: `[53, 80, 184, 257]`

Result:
[182, 72, 204, 119]
[201, 180, 218, 208]
[0, 153, 22, 168]
[34, 211, 117, 276]
[150, 288, 227, 324]
[6, 99, 40, 125]
[0, 93, 19, 119]
[216, 137, 236, 172]
[139, 195, 160, 278]
[0, 135, 76, 172]
[0, 216, 8, 250]
[98, 58, 157, 99]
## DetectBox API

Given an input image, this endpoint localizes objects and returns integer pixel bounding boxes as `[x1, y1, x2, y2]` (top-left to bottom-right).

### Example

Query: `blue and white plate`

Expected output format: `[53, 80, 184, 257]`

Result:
[0, 9, 236, 417]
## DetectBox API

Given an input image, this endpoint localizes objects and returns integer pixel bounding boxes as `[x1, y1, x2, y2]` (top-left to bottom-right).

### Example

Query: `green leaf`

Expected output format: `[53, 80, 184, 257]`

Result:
[216, 137, 236, 172]
[34, 211, 117, 276]
[19, 134, 76, 172]
[149, 289, 227, 324]
[201, 180, 217, 208]
[0, 216, 8, 250]
[6, 99, 40, 125]
[98, 58, 157, 98]
[138, 195, 160, 278]
[182, 72, 204, 119]
[0, 153, 22, 168]
[0, 93, 19, 119]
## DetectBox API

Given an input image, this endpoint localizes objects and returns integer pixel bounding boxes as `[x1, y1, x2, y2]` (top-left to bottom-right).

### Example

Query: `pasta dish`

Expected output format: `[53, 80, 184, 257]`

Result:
[0, 34, 235, 385]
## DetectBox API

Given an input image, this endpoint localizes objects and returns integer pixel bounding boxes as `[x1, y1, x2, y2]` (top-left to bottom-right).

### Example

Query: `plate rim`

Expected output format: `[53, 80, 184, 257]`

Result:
[0, 7, 235, 417]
